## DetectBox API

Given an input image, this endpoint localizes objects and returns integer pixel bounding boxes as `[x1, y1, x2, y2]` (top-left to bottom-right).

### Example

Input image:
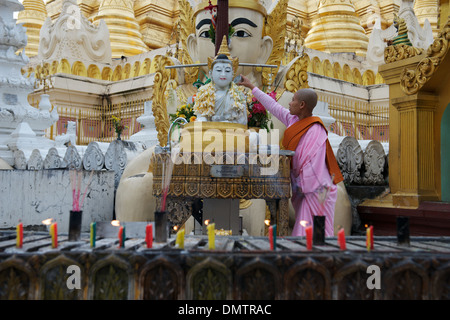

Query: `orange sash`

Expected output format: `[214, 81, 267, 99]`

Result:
[281, 116, 344, 185]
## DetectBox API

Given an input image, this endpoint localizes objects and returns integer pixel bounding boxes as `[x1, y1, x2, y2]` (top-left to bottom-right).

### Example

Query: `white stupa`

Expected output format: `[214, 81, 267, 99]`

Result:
[0, 0, 59, 165]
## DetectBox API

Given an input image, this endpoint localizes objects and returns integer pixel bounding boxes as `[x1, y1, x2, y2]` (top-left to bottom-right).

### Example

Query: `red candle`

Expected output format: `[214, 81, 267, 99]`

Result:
[146, 224, 153, 249]
[370, 226, 374, 250]
[16, 222, 23, 248]
[268, 225, 274, 250]
[118, 226, 124, 248]
[338, 228, 346, 250]
[50, 222, 58, 249]
[306, 226, 313, 250]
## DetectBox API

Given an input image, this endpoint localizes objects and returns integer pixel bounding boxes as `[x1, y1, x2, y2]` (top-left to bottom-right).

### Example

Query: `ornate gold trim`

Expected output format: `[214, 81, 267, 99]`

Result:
[400, 19, 450, 95]
[284, 55, 309, 93]
[178, 0, 199, 83]
[384, 44, 424, 64]
[152, 55, 178, 146]
[261, 0, 288, 87]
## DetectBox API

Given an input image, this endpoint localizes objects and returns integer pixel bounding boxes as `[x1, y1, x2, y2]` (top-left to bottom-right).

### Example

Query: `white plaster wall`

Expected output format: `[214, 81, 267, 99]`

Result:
[0, 170, 115, 232]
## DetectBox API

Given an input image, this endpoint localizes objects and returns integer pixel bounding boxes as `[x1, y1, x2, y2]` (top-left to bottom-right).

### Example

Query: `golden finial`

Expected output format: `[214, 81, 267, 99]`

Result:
[217, 36, 231, 58]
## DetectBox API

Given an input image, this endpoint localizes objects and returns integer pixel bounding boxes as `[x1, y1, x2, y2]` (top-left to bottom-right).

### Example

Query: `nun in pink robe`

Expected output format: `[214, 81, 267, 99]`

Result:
[251, 87, 338, 236]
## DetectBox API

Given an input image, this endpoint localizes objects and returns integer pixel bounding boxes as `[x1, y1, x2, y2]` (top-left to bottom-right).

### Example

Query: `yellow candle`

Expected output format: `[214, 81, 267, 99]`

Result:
[50, 222, 58, 248]
[207, 223, 215, 250]
[176, 229, 185, 249]
[90, 222, 96, 248]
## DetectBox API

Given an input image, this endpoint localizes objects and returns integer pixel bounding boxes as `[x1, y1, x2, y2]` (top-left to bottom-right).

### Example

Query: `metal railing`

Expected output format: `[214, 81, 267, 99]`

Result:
[41, 99, 149, 145]
[320, 93, 389, 142]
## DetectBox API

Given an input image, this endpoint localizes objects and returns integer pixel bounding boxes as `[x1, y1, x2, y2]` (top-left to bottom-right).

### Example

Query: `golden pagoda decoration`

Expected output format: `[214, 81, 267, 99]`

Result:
[414, 0, 440, 36]
[304, 0, 369, 56]
[16, 0, 47, 57]
[392, 15, 412, 46]
[93, 0, 149, 58]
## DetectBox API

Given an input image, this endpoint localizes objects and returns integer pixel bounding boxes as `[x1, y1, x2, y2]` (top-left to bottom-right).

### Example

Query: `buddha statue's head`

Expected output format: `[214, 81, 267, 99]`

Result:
[207, 36, 239, 89]
[210, 54, 234, 90]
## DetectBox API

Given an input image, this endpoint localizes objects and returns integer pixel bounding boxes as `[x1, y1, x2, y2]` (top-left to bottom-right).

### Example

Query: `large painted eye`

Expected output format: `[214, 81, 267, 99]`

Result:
[233, 30, 251, 38]
[199, 30, 210, 38]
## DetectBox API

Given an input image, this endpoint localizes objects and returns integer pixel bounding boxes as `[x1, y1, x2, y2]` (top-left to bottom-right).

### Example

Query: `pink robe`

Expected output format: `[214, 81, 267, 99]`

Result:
[252, 88, 337, 236]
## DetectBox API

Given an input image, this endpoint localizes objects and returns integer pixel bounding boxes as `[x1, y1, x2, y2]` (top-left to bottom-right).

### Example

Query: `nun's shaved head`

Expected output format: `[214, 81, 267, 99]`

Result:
[294, 88, 318, 113]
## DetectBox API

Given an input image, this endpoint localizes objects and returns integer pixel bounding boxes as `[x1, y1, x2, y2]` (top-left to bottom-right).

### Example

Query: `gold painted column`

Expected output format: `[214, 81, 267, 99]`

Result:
[390, 93, 439, 207]
[379, 49, 440, 207]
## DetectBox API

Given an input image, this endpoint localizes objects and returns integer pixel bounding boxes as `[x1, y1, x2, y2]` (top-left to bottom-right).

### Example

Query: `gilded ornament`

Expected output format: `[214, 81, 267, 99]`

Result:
[261, 0, 288, 87]
[152, 55, 178, 146]
[178, 0, 199, 83]
[384, 44, 423, 64]
[284, 55, 309, 93]
[400, 18, 450, 95]
[392, 15, 412, 46]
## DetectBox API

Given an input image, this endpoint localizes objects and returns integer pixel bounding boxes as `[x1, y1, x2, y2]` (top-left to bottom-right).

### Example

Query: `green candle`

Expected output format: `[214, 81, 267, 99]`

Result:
[90, 222, 96, 248]
[273, 224, 277, 250]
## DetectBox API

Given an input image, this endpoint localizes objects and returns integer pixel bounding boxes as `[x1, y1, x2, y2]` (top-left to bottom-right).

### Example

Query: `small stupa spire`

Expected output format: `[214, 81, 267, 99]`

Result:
[217, 35, 231, 58]
[392, 15, 413, 46]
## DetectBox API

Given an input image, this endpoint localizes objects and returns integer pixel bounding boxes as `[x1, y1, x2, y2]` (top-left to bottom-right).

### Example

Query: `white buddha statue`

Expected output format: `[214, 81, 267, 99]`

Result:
[193, 38, 247, 125]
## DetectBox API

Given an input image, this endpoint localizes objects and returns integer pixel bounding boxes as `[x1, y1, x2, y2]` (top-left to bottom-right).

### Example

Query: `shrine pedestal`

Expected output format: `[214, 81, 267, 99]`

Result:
[151, 148, 293, 236]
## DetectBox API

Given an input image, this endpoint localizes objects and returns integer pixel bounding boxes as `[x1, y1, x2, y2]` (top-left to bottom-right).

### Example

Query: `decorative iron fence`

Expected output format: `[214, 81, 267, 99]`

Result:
[320, 93, 390, 142]
[41, 99, 150, 145]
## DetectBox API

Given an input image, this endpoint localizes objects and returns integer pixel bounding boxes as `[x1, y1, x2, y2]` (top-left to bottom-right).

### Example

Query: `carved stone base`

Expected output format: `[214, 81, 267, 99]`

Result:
[1, 233, 449, 300]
